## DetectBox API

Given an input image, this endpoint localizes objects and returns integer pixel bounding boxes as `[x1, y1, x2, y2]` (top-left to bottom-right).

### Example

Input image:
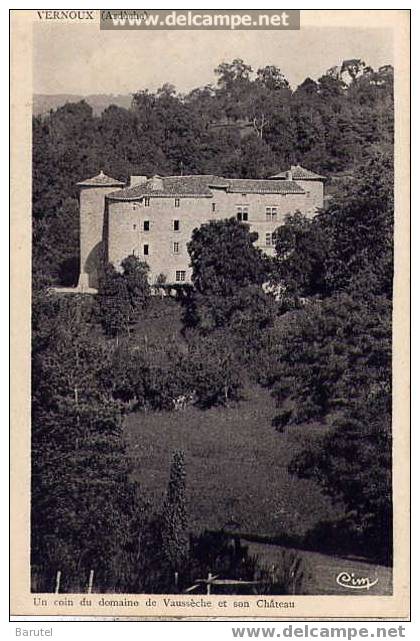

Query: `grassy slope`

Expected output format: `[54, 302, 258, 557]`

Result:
[123, 298, 392, 593]
[125, 384, 338, 538]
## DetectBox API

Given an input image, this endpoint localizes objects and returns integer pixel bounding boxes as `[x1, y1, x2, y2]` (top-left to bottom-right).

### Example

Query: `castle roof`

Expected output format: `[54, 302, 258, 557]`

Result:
[269, 165, 326, 181]
[77, 170, 125, 187]
[225, 179, 305, 194]
[106, 174, 305, 201]
[107, 175, 226, 200]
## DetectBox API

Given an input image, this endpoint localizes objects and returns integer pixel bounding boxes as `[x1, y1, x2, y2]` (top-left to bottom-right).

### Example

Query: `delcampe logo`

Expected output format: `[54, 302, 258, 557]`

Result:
[100, 10, 301, 30]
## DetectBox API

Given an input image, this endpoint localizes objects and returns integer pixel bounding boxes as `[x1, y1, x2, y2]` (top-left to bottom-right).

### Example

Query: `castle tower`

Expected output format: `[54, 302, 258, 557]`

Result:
[77, 171, 124, 291]
[268, 165, 326, 214]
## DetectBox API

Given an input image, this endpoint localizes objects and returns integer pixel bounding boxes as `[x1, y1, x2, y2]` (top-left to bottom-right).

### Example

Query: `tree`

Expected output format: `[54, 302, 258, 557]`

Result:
[97, 264, 131, 339]
[186, 332, 244, 407]
[97, 255, 151, 339]
[273, 212, 330, 298]
[33, 197, 80, 285]
[320, 150, 394, 298]
[121, 254, 151, 315]
[161, 450, 189, 573]
[295, 77, 318, 96]
[290, 391, 392, 564]
[189, 218, 266, 297]
[266, 293, 391, 427]
[31, 295, 147, 591]
[215, 58, 253, 91]
[252, 286, 392, 564]
[186, 218, 269, 329]
[214, 59, 253, 121]
[32, 101, 99, 221]
[291, 86, 328, 168]
[255, 146, 393, 562]
[232, 135, 277, 177]
[256, 65, 290, 91]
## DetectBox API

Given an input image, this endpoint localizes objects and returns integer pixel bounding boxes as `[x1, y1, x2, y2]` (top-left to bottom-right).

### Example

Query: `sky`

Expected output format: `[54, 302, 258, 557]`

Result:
[33, 22, 393, 95]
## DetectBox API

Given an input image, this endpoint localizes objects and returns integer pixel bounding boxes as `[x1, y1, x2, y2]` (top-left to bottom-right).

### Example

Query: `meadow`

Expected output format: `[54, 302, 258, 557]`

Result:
[124, 378, 337, 540]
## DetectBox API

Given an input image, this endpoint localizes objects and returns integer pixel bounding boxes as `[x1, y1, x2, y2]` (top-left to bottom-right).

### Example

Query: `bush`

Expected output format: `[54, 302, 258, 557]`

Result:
[257, 550, 310, 595]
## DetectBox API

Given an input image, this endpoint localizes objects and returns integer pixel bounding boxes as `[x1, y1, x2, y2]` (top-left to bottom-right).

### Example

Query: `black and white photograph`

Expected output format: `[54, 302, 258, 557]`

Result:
[10, 8, 410, 620]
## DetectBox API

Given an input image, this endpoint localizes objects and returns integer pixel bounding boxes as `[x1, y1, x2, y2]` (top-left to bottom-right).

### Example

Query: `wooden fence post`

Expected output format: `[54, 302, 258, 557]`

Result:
[54, 570, 61, 594]
[87, 569, 94, 594]
[207, 572, 212, 595]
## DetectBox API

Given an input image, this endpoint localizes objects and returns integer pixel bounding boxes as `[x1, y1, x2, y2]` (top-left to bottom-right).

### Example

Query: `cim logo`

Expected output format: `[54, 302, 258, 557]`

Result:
[336, 571, 379, 591]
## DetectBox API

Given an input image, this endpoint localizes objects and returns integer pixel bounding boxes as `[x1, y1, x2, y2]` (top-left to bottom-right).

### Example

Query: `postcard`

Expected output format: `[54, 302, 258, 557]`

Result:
[10, 8, 410, 620]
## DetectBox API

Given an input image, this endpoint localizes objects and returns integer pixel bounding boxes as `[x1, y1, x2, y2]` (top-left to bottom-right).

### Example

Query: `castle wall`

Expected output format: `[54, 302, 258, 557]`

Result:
[107, 196, 213, 284]
[78, 185, 121, 290]
[107, 188, 311, 283]
[210, 188, 308, 257]
[294, 180, 324, 214]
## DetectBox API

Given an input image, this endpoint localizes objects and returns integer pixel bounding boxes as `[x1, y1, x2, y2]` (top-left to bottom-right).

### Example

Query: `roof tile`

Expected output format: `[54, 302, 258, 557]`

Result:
[107, 175, 227, 200]
[77, 170, 125, 187]
[225, 179, 304, 194]
[106, 174, 305, 201]
[269, 165, 326, 181]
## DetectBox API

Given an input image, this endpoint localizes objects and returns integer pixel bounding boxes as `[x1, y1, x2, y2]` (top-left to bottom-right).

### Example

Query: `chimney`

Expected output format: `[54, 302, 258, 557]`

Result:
[130, 175, 148, 187]
[285, 169, 293, 181]
[149, 175, 164, 191]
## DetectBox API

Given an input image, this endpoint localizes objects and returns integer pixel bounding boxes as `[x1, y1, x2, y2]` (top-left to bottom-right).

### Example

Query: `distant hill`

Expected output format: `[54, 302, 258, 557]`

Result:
[33, 93, 133, 116]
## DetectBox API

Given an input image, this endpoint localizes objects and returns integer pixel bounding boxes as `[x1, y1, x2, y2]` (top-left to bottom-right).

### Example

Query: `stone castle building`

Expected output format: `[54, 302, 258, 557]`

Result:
[77, 166, 325, 291]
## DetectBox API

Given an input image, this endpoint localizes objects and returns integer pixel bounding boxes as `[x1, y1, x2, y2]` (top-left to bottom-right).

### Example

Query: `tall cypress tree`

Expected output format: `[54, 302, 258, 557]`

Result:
[161, 450, 189, 573]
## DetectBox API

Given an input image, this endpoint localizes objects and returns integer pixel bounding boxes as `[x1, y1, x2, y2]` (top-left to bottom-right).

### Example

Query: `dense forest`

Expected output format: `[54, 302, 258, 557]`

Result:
[31, 59, 394, 593]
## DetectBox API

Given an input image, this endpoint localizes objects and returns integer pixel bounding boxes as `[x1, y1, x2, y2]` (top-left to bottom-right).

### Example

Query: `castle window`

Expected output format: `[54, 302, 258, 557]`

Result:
[266, 207, 277, 222]
[265, 232, 274, 247]
[144, 220, 150, 231]
[212, 202, 216, 213]
[144, 197, 150, 207]
[143, 244, 149, 256]
[176, 270, 186, 282]
[175, 198, 180, 207]
[237, 205, 249, 222]
[173, 242, 180, 254]
[173, 220, 180, 232]
[133, 224, 137, 230]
